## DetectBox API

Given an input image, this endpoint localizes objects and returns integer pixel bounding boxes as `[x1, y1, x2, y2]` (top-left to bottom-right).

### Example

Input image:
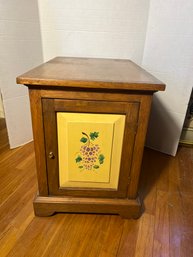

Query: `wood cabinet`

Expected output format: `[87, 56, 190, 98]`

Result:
[17, 57, 165, 218]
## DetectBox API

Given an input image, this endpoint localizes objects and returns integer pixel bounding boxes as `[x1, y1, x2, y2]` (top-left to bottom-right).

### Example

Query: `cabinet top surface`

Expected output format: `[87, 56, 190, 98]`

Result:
[17, 57, 165, 91]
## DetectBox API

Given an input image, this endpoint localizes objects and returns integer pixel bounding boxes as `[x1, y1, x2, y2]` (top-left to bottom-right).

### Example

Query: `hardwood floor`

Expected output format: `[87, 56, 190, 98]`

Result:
[0, 118, 193, 257]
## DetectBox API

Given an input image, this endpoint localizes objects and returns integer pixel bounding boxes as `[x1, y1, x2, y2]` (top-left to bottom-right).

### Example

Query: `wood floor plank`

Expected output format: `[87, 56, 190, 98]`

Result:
[169, 192, 183, 257]
[68, 215, 109, 257]
[6, 214, 66, 257]
[134, 213, 155, 257]
[0, 142, 34, 167]
[97, 216, 124, 257]
[152, 190, 169, 257]
[0, 208, 34, 257]
[0, 174, 36, 235]
[0, 156, 36, 206]
[168, 151, 184, 257]
[117, 219, 140, 257]
[178, 147, 193, 195]
[42, 214, 111, 257]
[0, 176, 36, 256]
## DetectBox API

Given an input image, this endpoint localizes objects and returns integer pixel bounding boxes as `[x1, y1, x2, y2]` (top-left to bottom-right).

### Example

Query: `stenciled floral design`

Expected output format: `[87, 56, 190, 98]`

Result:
[75, 132, 105, 170]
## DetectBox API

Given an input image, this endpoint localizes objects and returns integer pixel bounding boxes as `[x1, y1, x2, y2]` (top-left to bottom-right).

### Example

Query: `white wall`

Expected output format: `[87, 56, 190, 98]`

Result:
[142, 0, 193, 155]
[0, 0, 43, 148]
[38, 0, 150, 64]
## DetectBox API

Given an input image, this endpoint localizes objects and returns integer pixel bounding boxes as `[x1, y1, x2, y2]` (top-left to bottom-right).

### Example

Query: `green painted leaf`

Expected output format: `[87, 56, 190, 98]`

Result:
[75, 156, 82, 163]
[93, 165, 99, 169]
[78, 166, 83, 169]
[90, 132, 99, 140]
[98, 154, 105, 164]
[80, 137, 87, 143]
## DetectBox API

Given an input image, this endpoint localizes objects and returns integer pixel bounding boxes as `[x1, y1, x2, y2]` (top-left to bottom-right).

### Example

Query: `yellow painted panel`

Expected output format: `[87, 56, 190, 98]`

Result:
[57, 113, 125, 189]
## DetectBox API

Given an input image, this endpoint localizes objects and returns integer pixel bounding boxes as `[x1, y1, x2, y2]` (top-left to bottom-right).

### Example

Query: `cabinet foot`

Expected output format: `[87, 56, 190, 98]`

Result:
[33, 194, 142, 219]
[33, 206, 55, 217]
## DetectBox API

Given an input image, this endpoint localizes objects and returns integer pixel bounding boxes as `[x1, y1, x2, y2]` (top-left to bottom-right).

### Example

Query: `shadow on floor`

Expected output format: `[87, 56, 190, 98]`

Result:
[139, 146, 172, 202]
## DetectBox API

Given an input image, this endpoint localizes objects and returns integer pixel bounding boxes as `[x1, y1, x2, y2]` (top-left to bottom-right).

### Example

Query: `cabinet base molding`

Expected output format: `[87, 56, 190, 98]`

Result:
[33, 194, 142, 219]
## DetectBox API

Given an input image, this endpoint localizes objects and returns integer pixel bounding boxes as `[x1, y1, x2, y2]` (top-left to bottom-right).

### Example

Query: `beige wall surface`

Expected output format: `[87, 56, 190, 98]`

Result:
[0, 0, 43, 148]
[142, 0, 193, 155]
[38, 0, 150, 64]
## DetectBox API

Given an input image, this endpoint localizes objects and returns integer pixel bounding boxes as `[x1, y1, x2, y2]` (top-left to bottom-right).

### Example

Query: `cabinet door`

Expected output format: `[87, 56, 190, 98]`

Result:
[42, 98, 139, 198]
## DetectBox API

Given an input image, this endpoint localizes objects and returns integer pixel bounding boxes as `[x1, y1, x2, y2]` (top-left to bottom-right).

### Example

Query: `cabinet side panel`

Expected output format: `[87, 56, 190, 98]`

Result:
[29, 89, 48, 195]
[127, 94, 153, 198]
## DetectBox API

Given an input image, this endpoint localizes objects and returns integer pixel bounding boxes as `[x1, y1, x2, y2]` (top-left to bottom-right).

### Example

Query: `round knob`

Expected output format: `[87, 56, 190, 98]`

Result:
[48, 151, 55, 159]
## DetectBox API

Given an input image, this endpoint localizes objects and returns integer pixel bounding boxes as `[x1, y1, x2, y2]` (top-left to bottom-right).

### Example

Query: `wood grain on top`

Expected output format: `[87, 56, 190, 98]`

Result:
[17, 57, 165, 91]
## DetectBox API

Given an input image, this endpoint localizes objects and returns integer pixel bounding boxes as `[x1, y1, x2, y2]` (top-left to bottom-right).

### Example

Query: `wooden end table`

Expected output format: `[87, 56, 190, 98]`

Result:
[17, 57, 165, 219]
